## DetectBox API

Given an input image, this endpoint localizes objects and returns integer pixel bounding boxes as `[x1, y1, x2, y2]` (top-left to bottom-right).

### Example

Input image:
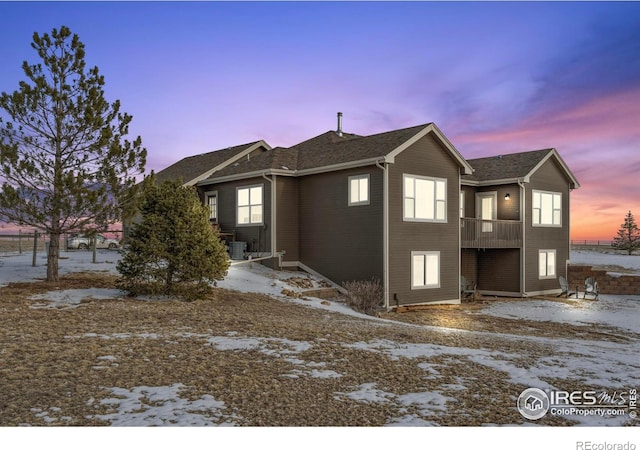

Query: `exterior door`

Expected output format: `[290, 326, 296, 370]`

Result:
[476, 192, 497, 232]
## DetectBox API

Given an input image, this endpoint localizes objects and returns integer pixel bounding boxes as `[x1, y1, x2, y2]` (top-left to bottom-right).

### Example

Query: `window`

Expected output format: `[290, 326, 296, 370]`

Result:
[411, 251, 440, 289]
[237, 184, 263, 225]
[460, 191, 465, 218]
[403, 175, 447, 222]
[349, 174, 370, 206]
[533, 190, 562, 226]
[539, 249, 556, 279]
[206, 191, 218, 221]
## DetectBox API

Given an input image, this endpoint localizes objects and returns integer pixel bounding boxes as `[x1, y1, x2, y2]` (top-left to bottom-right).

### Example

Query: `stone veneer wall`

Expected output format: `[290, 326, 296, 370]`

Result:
[568, 265, 640, 295]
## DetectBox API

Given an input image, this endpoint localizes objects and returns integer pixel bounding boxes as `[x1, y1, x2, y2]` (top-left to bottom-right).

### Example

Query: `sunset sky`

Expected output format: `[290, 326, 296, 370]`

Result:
[0, 1, 638, 240]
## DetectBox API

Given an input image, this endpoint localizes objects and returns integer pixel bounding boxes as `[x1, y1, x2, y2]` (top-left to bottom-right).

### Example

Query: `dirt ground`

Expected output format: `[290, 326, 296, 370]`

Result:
[0, 273, 633, 427]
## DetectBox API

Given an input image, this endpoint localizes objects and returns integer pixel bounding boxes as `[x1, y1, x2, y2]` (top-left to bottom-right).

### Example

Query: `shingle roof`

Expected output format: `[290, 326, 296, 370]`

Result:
[212, 147, 299, 178]
[463, 149, 553, 183]
[292, 125, 428, 170]
[154, 141, 263, 184]
[203, 124, 433, 181]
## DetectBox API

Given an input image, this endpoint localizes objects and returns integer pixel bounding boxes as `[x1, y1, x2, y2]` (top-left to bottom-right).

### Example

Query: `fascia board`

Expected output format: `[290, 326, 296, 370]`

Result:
[184, 141, 272, 186]
[295, 157, 383, 176]
[200, 158, 384, 185]
[461, 177, 526, 187]
[198, 169, 294, 186]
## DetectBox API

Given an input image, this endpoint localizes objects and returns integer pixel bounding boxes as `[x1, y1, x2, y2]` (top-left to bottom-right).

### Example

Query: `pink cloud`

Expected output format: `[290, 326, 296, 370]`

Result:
[449, 88, 640, 241]
[453, 88, 640, 151]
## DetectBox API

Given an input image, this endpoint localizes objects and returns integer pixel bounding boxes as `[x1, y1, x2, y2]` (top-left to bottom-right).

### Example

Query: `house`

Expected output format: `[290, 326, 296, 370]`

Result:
[155, 115, 579, 308]
[525, 395, 544, 411]
[461, 149, 579, 297]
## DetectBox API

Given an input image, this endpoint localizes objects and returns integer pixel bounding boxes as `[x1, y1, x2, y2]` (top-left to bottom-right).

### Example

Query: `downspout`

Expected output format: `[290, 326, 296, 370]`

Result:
[262, 173, 277, 266]
[518, 179, 526, 296]
[376, 160, 389, 310]
[458, 172, 462, 303]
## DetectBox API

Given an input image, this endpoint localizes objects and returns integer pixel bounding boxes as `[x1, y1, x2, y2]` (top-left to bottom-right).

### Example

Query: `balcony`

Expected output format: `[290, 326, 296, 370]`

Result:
[461, 218, 522, 249]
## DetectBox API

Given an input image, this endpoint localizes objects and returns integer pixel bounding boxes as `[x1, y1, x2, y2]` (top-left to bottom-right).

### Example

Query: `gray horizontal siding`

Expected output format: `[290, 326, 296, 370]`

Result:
[524, 159, 571, 292]
[298, 166, 383, 285]
[388, 133, 461, 306]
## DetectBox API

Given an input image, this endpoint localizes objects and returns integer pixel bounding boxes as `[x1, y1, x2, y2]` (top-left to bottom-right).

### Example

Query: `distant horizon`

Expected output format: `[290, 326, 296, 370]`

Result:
[0, 220, 628, 244]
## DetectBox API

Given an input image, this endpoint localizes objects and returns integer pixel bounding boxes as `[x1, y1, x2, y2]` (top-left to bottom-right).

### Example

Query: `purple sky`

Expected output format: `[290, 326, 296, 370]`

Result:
[1, 2, 639, 240]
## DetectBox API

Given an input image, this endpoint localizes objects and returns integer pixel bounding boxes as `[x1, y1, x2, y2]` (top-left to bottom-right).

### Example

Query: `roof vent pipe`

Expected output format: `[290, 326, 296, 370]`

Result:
[336, 112, 343, 137]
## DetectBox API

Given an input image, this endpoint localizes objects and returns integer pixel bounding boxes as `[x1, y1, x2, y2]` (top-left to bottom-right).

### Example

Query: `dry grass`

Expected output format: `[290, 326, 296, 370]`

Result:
[1, 273, 622, 427]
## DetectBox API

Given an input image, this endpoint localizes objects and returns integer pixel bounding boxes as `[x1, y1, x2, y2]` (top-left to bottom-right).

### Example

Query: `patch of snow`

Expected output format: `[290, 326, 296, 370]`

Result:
[308, 369, 342, 379]
[336, 383, 394, 403]
[397, 391, 452, 412]
[89, 383, 238, 426]
[29, 288, 122, 309]
[335, 382, 456, 426]
[205, 335, 312, 357]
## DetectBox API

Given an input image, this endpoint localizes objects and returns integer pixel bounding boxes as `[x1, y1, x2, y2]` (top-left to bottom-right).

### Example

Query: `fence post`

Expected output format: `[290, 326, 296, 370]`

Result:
[32, 230, 38, 267]
[92, 236, 97, 264]
[18, 229, 22, 255]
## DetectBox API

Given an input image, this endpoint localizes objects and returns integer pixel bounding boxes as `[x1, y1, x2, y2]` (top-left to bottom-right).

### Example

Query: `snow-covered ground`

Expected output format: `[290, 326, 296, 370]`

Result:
[2, 249, 639, 439]
[0, 248, 120, 287]
[571, 248, 640, 274]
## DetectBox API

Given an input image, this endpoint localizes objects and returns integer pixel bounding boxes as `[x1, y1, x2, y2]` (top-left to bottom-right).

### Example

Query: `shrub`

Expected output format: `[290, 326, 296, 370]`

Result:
[117, 179, 229, 300]
[343, 278, 384, 316]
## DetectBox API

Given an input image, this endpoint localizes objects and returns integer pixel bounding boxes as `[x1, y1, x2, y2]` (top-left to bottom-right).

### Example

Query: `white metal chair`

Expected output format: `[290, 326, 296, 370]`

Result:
[583, 277, 599, 300]
[557, 276, 577, 298]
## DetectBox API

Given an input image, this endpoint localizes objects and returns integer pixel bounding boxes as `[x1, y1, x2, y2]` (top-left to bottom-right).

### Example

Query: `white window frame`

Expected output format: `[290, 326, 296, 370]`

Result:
[532, 190, 562, 227]
[236, 184, 264, 226]
[460, 191, 465, 219]
[205, 190, 218, 222]
[411, 251, 441, 289]
[403, 174, 447, 223]
[476, 191, 497, 233]
[348, 174, 370, 206]
[539, 249, 556, 279]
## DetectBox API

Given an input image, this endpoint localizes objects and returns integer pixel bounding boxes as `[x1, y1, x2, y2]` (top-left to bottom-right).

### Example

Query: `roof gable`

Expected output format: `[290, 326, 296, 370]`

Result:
[211, 147, 298, 179]
[464, 148, 579, 188]
[154, 141, 271, 186]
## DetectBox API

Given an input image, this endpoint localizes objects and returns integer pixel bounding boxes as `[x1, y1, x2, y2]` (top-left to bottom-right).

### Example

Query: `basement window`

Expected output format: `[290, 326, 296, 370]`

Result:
[411, 251, 440, 289]
[539, 249, 556, 279]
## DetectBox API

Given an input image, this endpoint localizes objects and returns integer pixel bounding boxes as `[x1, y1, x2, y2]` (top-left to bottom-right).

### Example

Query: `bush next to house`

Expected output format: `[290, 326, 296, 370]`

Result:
[117, 179, 229, 300]
[343, 278, 384, 316]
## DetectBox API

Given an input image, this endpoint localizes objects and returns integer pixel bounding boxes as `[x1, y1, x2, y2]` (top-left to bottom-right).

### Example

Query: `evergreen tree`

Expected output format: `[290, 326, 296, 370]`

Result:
[612, 211, 640, 255]
[117, 180, 229, 300]
[0, 26, 146, 281]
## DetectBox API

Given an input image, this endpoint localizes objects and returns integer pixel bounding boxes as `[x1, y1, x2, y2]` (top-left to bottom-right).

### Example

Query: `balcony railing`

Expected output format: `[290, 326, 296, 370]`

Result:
[461, 218, 522, 248]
